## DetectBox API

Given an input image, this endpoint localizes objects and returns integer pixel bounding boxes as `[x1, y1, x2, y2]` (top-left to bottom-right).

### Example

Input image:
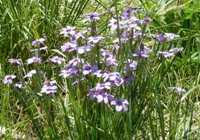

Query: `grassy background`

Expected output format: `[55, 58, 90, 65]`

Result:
[0, 0, 200, 139]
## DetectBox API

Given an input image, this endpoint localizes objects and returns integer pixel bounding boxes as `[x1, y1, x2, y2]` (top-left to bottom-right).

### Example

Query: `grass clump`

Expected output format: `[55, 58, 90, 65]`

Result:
[0, 0, 200, 139]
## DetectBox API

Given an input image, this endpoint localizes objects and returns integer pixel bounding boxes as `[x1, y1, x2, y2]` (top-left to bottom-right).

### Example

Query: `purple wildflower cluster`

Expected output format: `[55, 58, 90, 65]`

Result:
[2, 38, 59, 94]
[2, 7, 185, 112]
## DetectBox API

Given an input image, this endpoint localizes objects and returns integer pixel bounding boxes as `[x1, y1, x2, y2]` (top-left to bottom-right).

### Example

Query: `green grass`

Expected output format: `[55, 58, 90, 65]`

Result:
[0, 0, 200, 139]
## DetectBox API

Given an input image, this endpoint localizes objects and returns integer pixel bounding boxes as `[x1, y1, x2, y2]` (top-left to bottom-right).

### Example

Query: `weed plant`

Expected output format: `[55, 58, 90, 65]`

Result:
[0, 0, 200, 140]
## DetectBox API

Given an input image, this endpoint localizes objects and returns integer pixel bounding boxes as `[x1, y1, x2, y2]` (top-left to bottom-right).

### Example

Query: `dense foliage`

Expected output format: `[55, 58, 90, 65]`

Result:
[0, 0, 199, 139]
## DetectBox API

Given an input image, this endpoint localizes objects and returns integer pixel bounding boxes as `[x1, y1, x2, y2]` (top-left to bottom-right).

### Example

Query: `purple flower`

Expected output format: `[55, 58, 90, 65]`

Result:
[81, 28, 91, 36]
[87, 36, 104, 44]
[77, 45, 94, 54]
[126, 17, 140, 23]
[132, 50, 149, 58]
[32, 38, 45, 46]
[39, 46, 48, 51]
[123, 74, 134, 85]
[108, 18, 118, 31]
[168, 87, 186, 94]
[127, 23, 141, 31]
[77, 44, 94, 54]
[113, 77, 124, 86]
[24, 70, 37, 78]
[133, 32, 142, 42]
[100, 49, 113, 57]
[92, 70, 109, 78]
[169, 47, 183, 53]
[88, 87, 102, 100]
[71, 32, 85, 40]
[30, 46, 47, 52]
[111, 98, 129, 112]
[2, 75, 16, 84]
[14, 81, 28, 88]
[117, 19, 126, 29]
[158, 51, 174, 58]
[122, 8, 136, 18]
[41, 84, 57, 94]
[158, 48, 183, 58]
[103, 72, 124, 86]
[112, 44, 120, 51]
[109, 17, 133, 31]
[140, 17, 150, 25]
[123, 17, 140, 31]
[60, 26, 76, 37]
[151, 34, 165, 42]
[77, 46, 86, 54]
[132, 45, 152, 58]
[67, 57, 85, 67]
[120, 32, 129, 42]
[105, 7, 115, 13]
[42, 80, 56, 86]
[88, 82, 113, 102]
[72, 81, 78, 85]
[49, 56, 65, 64]
[26, 56, 41, 64]
[103, 72, 119, 81]
[8, 58, 22, 65]
[164, 33, 180, 40]
[96, 92, 114, 104]
[129, 60, 138, 70]
[61, 41, 77, 52]
[82, 64, 98, 75]
[59, 66, 79, 78]
[14, 82, 23, 88]
[106, 56, 118, 67]
[71, 78, 87, 86]
[83, 12, 100, 22]
[84, 44, 94, 52]
[124, 59, 137, 72]
[95, 82, 112, 90]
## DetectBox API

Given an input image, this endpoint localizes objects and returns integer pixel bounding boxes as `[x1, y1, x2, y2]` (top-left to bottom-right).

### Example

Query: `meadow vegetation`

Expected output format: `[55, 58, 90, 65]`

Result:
[0, 0, 200, 139]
